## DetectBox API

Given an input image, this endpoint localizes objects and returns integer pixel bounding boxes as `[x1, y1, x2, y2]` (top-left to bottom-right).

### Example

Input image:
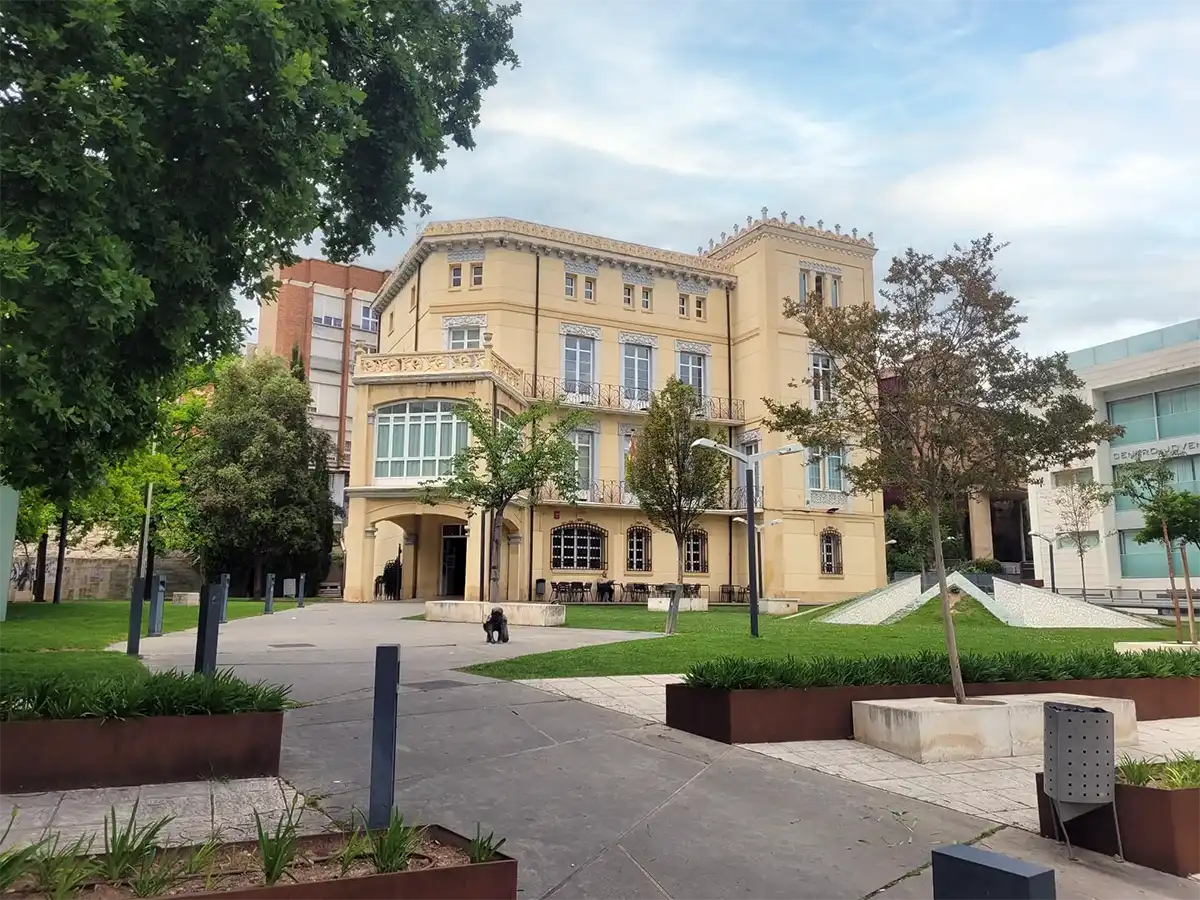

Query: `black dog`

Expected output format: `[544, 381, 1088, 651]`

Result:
[484, 607, 509, 644]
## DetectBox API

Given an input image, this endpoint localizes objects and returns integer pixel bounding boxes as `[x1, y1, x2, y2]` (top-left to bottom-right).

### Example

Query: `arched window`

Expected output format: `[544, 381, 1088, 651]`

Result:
[551, 523, 607, 570]
[684, 529, 708, 574]
[820, 528, 843, 575]
[626, 526, 652, 572]
[374, 400, 468, 480]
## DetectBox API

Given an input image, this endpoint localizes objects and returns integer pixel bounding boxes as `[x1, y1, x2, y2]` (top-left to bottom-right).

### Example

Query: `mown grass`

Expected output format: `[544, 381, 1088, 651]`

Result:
[463, 598, 1176, 680]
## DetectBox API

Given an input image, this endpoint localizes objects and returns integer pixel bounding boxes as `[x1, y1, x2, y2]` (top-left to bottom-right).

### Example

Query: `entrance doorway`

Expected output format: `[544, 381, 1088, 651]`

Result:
[439, 524, 468, 597]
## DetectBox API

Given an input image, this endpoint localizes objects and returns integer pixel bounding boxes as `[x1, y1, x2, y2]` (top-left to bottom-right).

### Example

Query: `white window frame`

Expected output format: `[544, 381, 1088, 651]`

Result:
[678, 351, 706, 399]
[812, 353, 835, 402]
[565, 273, 576, 298]
[447, 326, 482, 350]
[584, 277, 595, 301]
[807, 446, 848, 493]
[623, 285, 634, 307]
[569, 429, 596, 499]
[678, 293, 689, 316]
[799, 272, 808, 307]
[830, 277, 839, 308]
[622, 343, 653, 406]
[740, 440, 762, 491]
[695, 295, 706, 319]
[373, 400, 468, 483]
[359, 304, 380, 333]
[684, 530, 708, 574]
[641, 287, 652, 310]
[471, 263, 484, 287]
[312, 294, 344, 328]
[449, 264, 462, 288]
[562, 335, 596, 401]
[620, 432, 635, 504]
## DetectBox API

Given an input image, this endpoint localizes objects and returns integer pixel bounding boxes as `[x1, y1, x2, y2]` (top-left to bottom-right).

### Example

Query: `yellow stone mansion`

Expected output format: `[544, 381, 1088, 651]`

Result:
[342, 213, 888, 604]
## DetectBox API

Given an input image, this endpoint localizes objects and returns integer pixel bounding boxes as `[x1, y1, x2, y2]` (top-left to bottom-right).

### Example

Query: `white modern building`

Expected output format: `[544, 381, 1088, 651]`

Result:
[1028, 319, 1200, 593]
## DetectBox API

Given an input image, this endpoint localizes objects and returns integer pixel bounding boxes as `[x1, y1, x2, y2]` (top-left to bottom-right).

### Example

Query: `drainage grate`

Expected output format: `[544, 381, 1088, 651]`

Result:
[268, 642, 316, 649]
[406, 679, 472, 691]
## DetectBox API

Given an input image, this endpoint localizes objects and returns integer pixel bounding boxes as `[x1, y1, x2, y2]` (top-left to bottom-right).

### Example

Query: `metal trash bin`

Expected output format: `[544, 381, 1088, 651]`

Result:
[1042, 701, 1122, 860]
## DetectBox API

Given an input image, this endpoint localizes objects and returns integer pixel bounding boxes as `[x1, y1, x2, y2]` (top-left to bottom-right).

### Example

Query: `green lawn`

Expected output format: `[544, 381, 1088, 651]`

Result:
[463, 597, 1176, 680]
[0, 598, 296, 686]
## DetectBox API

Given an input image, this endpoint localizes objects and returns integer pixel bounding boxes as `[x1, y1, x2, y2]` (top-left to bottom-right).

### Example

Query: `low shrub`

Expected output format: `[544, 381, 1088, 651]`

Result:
[1118, 751, 1200, 789]
[959, 557, 1004, 575]
[683, 648, 1200, 690]
[0, 669, 291, 722]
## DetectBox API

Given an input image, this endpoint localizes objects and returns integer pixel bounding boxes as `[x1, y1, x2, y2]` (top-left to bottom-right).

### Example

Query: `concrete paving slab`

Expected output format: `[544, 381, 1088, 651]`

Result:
[545, 844, 671, 899]
[52, 787, 140, 827]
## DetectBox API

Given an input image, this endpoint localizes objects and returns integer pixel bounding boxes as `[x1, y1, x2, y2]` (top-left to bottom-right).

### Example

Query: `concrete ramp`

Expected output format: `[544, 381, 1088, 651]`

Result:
[991, 580, 1156, 629]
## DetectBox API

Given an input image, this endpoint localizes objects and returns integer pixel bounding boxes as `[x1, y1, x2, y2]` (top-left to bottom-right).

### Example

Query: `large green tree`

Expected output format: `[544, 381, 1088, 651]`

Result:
[185, 356, 337, 594]
[423, 399, 588, 604]
[765, 237, 1118, 703]
[0, 0, 519, 499]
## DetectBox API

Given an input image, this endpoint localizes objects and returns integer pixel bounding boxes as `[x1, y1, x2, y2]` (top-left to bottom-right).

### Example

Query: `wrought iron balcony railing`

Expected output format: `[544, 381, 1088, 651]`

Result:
[523, 375, 745, 423]
[537, 480, 763, 510]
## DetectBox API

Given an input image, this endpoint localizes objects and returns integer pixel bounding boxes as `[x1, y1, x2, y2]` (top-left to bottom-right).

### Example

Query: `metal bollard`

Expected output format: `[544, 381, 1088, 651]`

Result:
[297, 573, 306, 608]
[264, 573, 275, 614]
[932, 844, 1055, 899]
[194, 583, 221, 675]
[127, 577, 145, 657]
[219, 572, 230, 623]
[367, 645, 401, 830]
[147, 575, 166, 637]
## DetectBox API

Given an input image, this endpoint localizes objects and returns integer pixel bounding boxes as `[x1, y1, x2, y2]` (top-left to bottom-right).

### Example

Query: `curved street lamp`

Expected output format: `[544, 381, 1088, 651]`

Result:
[1029, 531, 1057, 593]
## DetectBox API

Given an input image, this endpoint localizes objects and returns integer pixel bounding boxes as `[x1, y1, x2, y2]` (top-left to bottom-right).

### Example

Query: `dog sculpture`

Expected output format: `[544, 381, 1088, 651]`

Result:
[484, 607, 509, 644]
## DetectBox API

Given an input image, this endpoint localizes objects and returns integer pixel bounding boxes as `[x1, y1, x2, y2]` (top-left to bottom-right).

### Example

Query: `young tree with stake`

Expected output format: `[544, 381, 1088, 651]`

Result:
[765, 236, 1118, 703]
[423, 400, 590, 605]
[1133, 490, 1200, 644]
[1050, 478, 1112, 603]
[624, 379, 730, 634]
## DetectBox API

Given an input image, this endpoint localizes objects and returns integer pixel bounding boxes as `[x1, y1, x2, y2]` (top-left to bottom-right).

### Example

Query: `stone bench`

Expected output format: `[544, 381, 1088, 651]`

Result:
[423, 600, 566, 627]
[648, 595, 708, 612]
[1114, 641, 1200, 654]
[170, 592, 200, 607]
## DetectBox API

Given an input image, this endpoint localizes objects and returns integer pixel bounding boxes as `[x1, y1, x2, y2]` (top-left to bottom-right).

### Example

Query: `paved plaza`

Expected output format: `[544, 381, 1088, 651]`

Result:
[1, 604, 1195, 898]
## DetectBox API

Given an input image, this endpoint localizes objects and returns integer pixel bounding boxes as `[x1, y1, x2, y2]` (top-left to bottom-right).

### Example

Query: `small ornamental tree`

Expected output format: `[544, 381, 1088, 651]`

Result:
[1114, 452, 1186, 640]
[624, 378, 730, 617]
[424, 400, 590, 605]
[1050, 478, 1112, 603]
[764, 236, 1118, 703]
[1134, 490, 1200, 644]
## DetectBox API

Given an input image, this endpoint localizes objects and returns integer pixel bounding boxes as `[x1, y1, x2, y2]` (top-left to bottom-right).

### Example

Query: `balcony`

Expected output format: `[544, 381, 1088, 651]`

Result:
[538, 479, 762, 511]
[524, 375, 745, 423]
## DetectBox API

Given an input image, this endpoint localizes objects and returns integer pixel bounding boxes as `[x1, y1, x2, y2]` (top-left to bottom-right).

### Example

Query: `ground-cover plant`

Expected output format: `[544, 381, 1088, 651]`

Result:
[0, 668, 291, 722]
[99, 800, 173, 881]
[0, 810, 43, 890]
[333, 826, 372, 877]
[32, 834, 96, 899]
[370, 811, 425, 874]
[468, 823, 507, 863]
[254, 797, 304, 886]
[128, 852, 189, 898]
[683, 648, 1200, 690]
[1117, 751, 1200, 789]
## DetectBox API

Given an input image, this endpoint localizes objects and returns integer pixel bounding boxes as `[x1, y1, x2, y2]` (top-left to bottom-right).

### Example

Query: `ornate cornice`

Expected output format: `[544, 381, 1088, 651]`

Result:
[374, 217, 737, 311]
[560, 322, 602, 340]
[442, 314, 487, 329]
[619, 331, 658, 348]
[701, 208, 876, 261]
[676, 339, 712, 356]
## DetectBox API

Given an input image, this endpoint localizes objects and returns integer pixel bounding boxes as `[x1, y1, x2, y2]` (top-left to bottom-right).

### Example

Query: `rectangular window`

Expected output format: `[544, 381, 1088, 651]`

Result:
[1119, 528, 1200, 578]
[739, 440, 762, 495]
[830, 278, 839, 308]
[825, 447, 844, 491]
[678, 293, 689, 316]
[695, 295, 706, 319]
[622, 285, 634, 307]
[1156, 384, 1200, 439]
[641, 287, 652, 310]
[312, 294, 344, 328]
[1052, 468, 1094, 487]
[807, 450, 822, 489]
[447, 326, 482, 349]
[584, 277, 595, 301]
[570, 430, 594, 494]
[563, 335, 595, 396]
[812, 354, 834, 402]
[627, 527, 649, 572]
[814, 274, 825, 304]
[388, 310, 395, 335]
[359, 303, 380, 333]
[1108, 394, 1156, 446]
[1055, 531, 1100, 551]
[684, 531, 708, 573]
[799, 272, 808, 307]
[678, 351, 705, 397]
[409, 285, 417, 309]
[551, 525, 605, 570]
[622, 343, 652, 402]
[620, 432, 635, 503]
[471, 263, 484, 287]
[565, 273, 576, 298]
[450, 265, 462, 288]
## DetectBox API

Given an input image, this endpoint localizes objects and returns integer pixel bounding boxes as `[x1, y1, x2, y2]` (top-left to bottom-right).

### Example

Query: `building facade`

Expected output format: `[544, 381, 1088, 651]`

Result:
[1028, 319, 1200, 592]
[342, 214, 888, 603]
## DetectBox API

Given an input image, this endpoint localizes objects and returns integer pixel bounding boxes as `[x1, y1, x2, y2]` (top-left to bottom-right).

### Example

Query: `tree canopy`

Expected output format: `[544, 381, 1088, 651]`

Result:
[765, 236, 1117, 701]
[1050, 478, 1112, 602]
[1, 0, 519, 498]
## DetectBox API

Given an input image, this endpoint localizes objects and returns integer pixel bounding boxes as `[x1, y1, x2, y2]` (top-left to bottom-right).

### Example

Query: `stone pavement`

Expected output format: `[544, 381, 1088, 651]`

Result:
[1, 604, 1186, 898]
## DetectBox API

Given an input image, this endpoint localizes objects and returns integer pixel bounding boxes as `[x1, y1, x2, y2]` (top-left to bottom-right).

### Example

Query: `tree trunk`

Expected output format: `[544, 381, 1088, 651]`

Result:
[52, 506, 68, 604]
[930, 503, 966, 704]
[253, 553, 264, 599]
[489, 506, 505, 605]
[665, 537, 686, 636]
[1078, 549, 1087, 602]
[34, 531, 47, 601]
[1162, 520, 1182, 642]
[1180, 543, 1197, 644]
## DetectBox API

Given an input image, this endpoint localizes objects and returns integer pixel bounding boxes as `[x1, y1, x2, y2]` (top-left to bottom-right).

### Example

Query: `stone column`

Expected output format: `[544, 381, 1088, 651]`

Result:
[967, 494, 994, 561]
[359, 525, 377, 603]
[465, 516, 486, 602]
[401, 532, 418, 600]
[509, 532, 525, 601]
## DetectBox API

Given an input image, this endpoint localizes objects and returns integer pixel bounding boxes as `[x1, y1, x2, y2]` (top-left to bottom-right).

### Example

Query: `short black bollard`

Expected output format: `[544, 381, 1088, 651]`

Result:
[194, 584, 221, 675]
[367, 645, 401, 830]
[932, 844, 1055, 900]
[264, 573, 275, 614]
[297, 573, 306, 608]
[219, 573, 230, 623]
[127, 577, 146, 657]
[147, 575, 166, 637]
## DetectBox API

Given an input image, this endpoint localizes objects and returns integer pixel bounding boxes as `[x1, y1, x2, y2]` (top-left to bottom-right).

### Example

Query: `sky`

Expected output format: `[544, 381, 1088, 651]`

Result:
[259, 0, 1200, 356]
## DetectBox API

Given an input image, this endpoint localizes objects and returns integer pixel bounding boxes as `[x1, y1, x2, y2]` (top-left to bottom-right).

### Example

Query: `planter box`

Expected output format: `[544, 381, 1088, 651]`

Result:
[424, 600, 565, 626]
[648, 595, 708, 612]
[665, 677, 1200, 745]
[0, 712, 283, 793]
[1034, 772, 1199, 877]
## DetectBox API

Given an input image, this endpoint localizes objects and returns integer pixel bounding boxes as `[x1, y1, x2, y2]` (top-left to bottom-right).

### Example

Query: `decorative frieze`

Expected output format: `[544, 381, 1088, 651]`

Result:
[565, 259, 599, 277]
[446, 247, 485, 263]
[621, 269, 656, 287]
[796, 258, 843, 276]
[676, 279, 709, 296]
[809, 489, 848, 510]
[676, 339, 712, 356]
[442, 314, 487, 329]
[619, 331, 658, 348]
[574, 421, 601, 433]
[560, 322, 602, 340]
[739, 429, 762, 445]
[619, 423, 640, 437]
[356, 351, 485, 376]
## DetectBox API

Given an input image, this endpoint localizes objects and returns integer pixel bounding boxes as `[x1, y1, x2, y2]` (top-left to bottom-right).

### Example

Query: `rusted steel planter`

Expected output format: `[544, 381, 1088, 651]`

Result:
[665, 677, 1200, 744]
[1034, 772, 1200, 877]
[0, 712, 283, 793]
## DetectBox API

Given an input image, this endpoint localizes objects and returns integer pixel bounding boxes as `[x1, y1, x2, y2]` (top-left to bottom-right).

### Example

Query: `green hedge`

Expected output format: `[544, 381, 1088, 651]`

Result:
[0, 669, 292, 722]
[683, 648, 1200, 691]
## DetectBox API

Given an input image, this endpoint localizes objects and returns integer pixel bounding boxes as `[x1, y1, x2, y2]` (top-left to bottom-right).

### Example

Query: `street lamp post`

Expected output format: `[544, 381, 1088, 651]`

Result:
[734, 516, 784, 606]
[1030, 532, 1057, 594]
[692, 439, 803, 637]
